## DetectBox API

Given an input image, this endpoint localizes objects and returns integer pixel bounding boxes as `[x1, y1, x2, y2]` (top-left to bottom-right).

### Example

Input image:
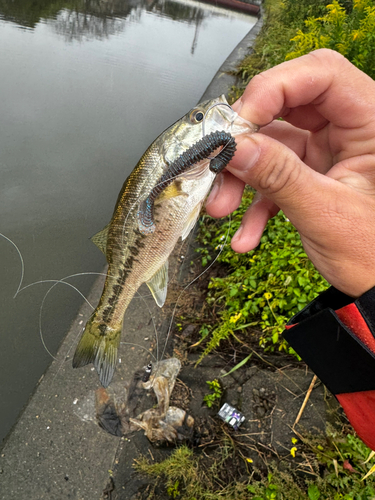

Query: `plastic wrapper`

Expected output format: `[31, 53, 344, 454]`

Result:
[76, 358, 194, 444]
[218, 403, 246, 430]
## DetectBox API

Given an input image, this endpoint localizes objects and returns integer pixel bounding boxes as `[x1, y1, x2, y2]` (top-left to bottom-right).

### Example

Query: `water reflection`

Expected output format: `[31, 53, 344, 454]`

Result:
[52, 8, 129, 41]
[0, 0, 239, 43]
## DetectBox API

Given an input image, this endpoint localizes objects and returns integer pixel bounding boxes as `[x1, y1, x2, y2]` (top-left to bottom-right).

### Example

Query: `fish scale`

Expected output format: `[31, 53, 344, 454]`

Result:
[72, 95, 258, 387]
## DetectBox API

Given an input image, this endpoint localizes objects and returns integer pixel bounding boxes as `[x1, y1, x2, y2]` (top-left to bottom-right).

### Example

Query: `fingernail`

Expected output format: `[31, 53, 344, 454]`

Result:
[232, 225, 243, 243]
[230, 136, 260, 172]
[232, 98, 243, 114]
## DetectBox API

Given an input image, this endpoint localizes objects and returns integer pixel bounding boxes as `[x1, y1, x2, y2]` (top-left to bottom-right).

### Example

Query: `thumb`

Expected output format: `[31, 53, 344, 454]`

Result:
[228, 133, 324, 223]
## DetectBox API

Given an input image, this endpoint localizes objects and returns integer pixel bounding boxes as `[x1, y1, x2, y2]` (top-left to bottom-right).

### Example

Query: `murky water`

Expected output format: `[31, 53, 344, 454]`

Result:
[0, 0, 256, 444]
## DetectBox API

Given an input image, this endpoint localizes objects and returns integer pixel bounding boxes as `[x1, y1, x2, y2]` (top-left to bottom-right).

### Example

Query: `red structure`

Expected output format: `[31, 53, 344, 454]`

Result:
[198, 0, 260, 15]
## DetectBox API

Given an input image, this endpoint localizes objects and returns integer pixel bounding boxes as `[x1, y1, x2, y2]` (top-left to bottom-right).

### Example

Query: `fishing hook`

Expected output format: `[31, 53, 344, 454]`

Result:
[201, 101, 235, 141]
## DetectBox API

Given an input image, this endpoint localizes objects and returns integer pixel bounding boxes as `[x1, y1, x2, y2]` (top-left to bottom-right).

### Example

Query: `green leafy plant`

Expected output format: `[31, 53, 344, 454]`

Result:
[167, 480, 181, 499]
[307, 484, 320, 500]
[196, 190, 328, 359]
[247, 475, 282, 499]
[203, 379, 223, 408]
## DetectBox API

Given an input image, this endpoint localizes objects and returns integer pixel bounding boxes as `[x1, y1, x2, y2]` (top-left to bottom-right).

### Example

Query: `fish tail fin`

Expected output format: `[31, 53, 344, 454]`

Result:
[72, 320, 121, 388]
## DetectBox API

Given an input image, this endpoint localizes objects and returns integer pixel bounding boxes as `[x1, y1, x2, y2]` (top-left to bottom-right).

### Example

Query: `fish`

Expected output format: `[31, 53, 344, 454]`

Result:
[72, 94, 258, 387]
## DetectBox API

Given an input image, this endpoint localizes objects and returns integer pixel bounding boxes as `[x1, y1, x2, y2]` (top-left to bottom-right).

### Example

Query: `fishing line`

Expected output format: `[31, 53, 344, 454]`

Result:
[133, 162, 215, 363]
[120, 195, 141, 247]
[18, 271, 114, 360]
[136, 288, 160, 362]
[155, 104, 237, 361]
[0, 232, 25, 298]
[119, 342, 158, 362]
[159, 210, 233, 362]
[118, 288, 160, 365]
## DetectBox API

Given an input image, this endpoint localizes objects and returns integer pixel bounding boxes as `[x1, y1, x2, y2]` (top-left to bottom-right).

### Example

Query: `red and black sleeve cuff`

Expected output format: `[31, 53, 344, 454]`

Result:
[283, 286, 375, 450]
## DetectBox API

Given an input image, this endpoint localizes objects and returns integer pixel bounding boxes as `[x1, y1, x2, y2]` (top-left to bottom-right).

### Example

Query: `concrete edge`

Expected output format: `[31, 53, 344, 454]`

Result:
[199, 9, 263, 102]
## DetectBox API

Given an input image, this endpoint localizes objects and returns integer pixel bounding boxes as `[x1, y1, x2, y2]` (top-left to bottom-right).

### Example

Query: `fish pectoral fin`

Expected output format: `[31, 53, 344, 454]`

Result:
[146, 261, 169, 307]
[154, 182, 188, 205]
[91, 223, 110, 257]
[181, 203, 202, 241]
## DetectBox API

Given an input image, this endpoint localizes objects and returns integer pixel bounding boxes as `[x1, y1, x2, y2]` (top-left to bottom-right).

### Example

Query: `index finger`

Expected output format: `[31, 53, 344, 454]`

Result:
[237, 49, 375, 131]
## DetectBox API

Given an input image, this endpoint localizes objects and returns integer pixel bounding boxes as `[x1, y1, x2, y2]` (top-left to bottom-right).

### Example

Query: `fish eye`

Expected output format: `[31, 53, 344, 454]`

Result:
[190, 110, 204, 123]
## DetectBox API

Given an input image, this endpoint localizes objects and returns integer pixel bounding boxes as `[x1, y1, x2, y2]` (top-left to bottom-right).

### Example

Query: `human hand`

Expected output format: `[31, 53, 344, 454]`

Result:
[206, 49, 375, 298]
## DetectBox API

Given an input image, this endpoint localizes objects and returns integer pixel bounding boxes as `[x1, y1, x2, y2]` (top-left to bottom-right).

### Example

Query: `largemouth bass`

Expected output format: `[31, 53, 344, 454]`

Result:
[73, 95, 258, 387]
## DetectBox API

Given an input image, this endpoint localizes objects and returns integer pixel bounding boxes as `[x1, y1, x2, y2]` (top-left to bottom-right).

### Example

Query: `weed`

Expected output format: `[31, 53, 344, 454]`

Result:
[203, 379, 223, 408]
[134, 428, 375, 499]
[196, 190, 328, 360]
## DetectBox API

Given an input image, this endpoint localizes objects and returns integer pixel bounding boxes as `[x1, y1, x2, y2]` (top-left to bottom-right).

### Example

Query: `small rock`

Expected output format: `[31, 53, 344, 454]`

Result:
[181, 324, 197, 338]
[256, 406, 266, 419]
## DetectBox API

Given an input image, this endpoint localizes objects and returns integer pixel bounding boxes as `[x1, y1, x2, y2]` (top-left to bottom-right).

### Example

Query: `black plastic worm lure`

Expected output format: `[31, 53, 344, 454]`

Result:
[138, 130, 236, 234]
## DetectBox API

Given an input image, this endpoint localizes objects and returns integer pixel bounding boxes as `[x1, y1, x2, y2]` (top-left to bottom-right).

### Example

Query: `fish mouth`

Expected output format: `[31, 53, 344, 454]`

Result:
[202, 95, 259, 137]
[230, 112, 259, 136]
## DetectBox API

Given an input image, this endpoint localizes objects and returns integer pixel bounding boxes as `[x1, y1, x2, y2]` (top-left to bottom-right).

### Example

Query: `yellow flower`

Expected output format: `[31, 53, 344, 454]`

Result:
[229, 312, 242, 323]
[246, 458, 253, 463]
[264, 292, 272, 300]
[291, 438, 298, 445]
[290, 447, 297, 458]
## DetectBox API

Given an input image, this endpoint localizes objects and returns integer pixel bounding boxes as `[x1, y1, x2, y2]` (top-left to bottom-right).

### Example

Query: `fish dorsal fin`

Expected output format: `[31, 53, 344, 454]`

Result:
[181, 202, 202, 241]
[90, 223, 110, 256]
[154, 181, 188, 205]
[146, 261, 169, 307]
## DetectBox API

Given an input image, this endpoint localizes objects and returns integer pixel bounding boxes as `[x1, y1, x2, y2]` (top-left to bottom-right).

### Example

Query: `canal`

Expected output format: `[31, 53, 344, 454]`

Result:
[0, 0, 256, 444]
